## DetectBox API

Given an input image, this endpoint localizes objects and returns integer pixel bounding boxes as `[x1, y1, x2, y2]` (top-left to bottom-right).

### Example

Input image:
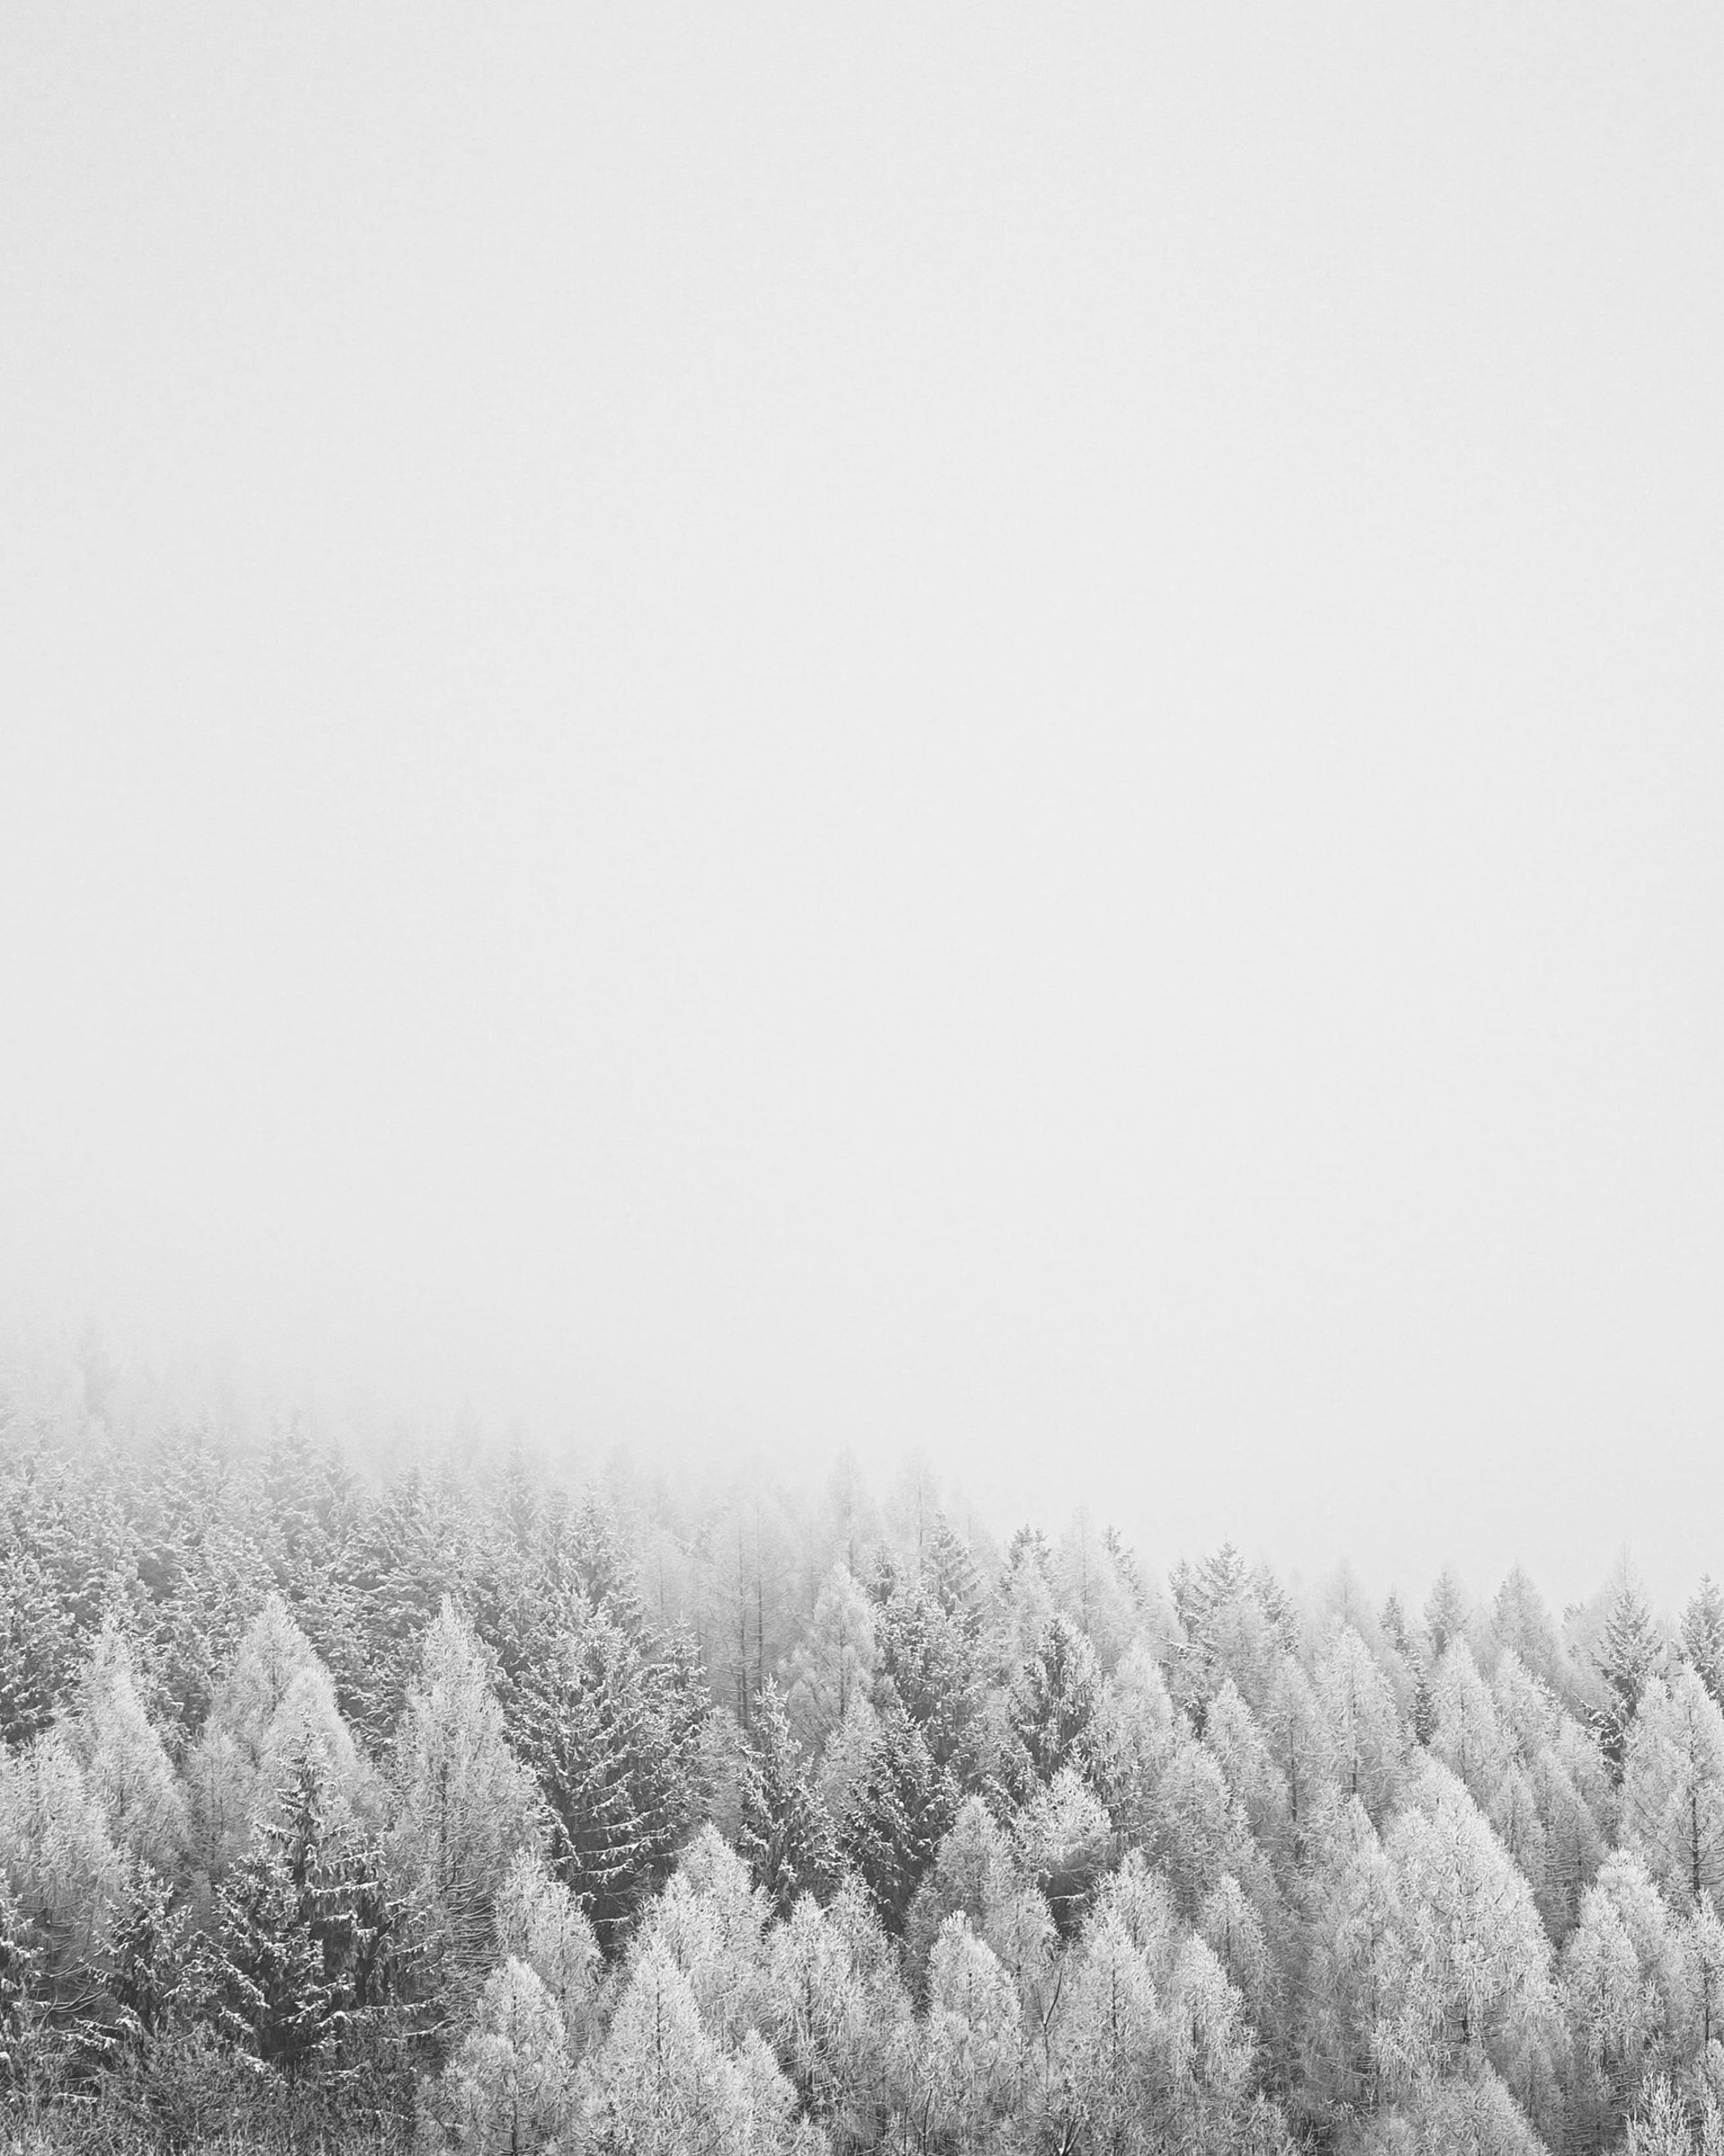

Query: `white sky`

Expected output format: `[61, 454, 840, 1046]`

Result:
[3, 7, 1721, 1608]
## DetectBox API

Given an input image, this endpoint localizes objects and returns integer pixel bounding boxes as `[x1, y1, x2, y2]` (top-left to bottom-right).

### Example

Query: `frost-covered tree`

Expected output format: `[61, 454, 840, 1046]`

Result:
[59, 1619, 186, 1872]
[782, 1566, 875, 1749]
[519, 1594, 707, 1949]
[214, 1749, 397, 2081]
[1623, 1668, 1724, 1909]
[390, 1599, 543, 2010]
[0, 1729, 126, 2016]
[838, 1698, 950, 1932]
[1012, 1766, 1112, 1938]
[443, 1958, 573, 2155]
[1261, 1650, 1327, 1855]
[1429, 1639, 1514, 1808]
[1203, 1677, 1291, 1858]
[1681, 1581, 1724, 1712]
[1563, 1848, 1687, 2146]
[1295, 1796, 1397, 2131]
[894, 1915, 1020, 2151]
[761, 1882, 906, 2144]
[1089, 1637, 1176, 1845]
[737, 1679, 838, 1919]
[492, 1848, 601, 2054]
[1381, 1764, 1556, 2097]
[638, 1827, 770, 2048]
[1596, 1573, 1665, 1783]
[583, 1943, 801, 2156]
[1315, 1626, 1406, 1827]
[1044, 1903, 1167, 2155]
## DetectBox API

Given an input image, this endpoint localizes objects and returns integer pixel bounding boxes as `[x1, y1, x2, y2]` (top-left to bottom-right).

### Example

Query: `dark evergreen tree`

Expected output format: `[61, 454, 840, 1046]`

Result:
[517, 1597, 706, 1951]
[214, 1752, 400, 2081]
[102, 1866, 189, 2064]
[735, 1678, 838, 1917]
[874, 1578, 981, 1778]
[837, 1694, 951, 1933]
[0, 1873, 41, 2092]
[1013, 1612, 1102, 1786]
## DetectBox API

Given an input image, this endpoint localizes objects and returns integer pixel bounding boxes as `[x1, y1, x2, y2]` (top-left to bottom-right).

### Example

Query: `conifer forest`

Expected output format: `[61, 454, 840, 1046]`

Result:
[4, 1368, 1724, 2155]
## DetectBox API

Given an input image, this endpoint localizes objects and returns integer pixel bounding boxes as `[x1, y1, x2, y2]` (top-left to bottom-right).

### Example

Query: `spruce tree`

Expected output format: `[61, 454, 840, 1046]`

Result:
[520, 1597, 705, 1951]
[736, 1679, 838, 1918]
[215, 1749, 396, 2081]
[0, 1873, 41, 2093]
[838, 1695, 951, 1932]
[1013, 1612, 1102, 1787]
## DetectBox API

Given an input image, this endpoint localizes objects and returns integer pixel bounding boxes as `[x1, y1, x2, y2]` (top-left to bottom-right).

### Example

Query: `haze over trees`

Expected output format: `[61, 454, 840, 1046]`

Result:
[4, 1358, 1724, 2154]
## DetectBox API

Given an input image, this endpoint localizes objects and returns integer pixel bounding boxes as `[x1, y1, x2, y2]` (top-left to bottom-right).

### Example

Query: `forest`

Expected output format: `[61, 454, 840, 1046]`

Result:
[4, 1360, 1724, 2155]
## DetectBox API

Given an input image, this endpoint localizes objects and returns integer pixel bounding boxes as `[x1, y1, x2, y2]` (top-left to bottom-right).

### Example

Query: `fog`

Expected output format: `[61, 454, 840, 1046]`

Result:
[3, 7, 1721, 1608]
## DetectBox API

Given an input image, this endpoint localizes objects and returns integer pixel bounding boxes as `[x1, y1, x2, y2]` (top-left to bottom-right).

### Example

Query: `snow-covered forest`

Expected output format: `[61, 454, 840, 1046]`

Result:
[4, 1379, 1724, 2156]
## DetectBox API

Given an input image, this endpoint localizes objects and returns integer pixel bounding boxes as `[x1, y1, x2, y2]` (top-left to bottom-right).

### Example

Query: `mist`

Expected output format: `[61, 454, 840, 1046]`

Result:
[4, 6, 1722, 1612]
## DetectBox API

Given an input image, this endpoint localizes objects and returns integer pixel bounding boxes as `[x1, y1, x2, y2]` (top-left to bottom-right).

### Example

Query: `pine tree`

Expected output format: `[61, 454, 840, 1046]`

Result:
[736, 1679, 838, 1919]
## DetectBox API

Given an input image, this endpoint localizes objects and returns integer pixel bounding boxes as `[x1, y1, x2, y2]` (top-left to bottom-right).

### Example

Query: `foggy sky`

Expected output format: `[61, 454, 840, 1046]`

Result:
[3, 7, 1721, 1608]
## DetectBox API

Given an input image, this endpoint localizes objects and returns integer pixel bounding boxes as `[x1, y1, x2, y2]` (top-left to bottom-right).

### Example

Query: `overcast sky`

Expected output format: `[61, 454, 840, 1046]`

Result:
[3, 7, 1721, 1607]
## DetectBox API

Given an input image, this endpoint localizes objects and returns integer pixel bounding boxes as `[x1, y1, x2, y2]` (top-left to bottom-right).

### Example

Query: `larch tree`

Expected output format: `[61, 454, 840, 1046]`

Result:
[1294, 1797, 1398, 2134]
[1260, 1651, 1328, 1861]
[582, 1942, 798, 2156]
[1089, 1637, 1176, 1849]
[1563, 1848, 1688, 2149]
[896, 1914, 1021, 2153]
[492, 1848, 602, 2056]
[0, 1730, 126, 2024]
[1428, 1638, 1514, 1809]
[761, 1884, 907, 2147]
[58, 1619, 186, 1874]
[1681, 1581, 1724, 1712]
[1046, 1905, 1168, 2156]
[1381, 1764, 1557, 2099]
[443, 1957, 573, 2156]
[1204, 1677, 1292, 1859]
[390, 1598, 543, 2017]
[1012, 1767, 1113, 1939]
[781, 1565, 875, 1751]
[1623, 1668, 1724, 1910]
[1596, 1574, 1665, 1784]
[902, 1795, 1019, 1993]
[1315, 1626, 1406, 1828]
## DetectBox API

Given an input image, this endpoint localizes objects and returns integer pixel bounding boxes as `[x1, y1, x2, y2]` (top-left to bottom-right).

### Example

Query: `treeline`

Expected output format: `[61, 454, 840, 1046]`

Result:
[4, 1398, 1724, 2152]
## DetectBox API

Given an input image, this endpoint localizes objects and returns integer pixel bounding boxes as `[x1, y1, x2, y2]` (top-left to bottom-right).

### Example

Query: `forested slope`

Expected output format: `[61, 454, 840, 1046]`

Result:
[4, 1379, 1724, 2154]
